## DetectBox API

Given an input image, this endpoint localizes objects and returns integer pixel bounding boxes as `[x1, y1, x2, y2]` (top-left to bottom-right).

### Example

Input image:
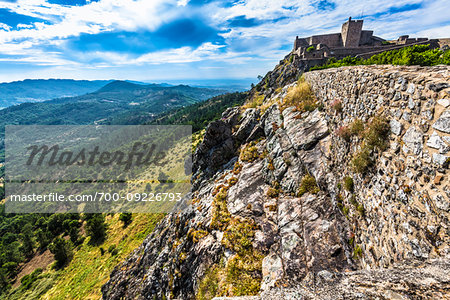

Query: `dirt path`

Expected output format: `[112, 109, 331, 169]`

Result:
[12, 249, 54, 288]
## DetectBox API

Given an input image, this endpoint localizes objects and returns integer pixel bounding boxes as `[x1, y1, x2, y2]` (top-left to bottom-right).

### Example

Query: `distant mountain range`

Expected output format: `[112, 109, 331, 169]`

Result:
[0, 79, 114, 108]
[0, 80, 226, 161]
[0, 78, 254, 109]
[0, 80, 225, 127]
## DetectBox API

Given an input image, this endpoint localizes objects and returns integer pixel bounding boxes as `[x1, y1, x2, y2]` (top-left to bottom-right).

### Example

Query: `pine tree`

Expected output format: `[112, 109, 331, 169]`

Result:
[85, 214, 107, 243]
[49, 237, 73, 268]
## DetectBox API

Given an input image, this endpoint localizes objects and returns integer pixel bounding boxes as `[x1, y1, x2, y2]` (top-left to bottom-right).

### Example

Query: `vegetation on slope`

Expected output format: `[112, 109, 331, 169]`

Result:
[149, 92, 248, 132]
[310, 44, 450, 71]
[4, 213, 163, 300]
[0, 88, 249, 298]
[0, 82, 224, 128]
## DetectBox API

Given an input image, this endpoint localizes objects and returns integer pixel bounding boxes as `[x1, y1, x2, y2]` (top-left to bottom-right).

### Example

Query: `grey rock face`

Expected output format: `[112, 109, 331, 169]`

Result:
[432, 110, 450, 133]
[433, 153, 449, 166]
[402, 126, 424, 155]
[389, 119, 402, 136]
[427, 131, 449, 153]
[434, 194, 450, 212]
[234, 108, 262, 143]
[437, 98, 450, 108]
[103, 65, 450, 300]
[257, 259, 450, 300]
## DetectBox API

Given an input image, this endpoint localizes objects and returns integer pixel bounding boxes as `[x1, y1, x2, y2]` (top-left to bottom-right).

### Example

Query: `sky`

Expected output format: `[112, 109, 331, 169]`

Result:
[0, 0, 449, 83]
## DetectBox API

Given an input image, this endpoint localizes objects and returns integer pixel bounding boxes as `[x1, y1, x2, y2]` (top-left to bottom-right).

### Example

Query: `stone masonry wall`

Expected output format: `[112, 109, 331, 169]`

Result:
[305, 65, 450, 269]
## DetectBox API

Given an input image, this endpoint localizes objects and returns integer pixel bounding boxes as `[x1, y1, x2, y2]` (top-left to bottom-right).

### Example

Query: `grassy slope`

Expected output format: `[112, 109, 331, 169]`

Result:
[6, 213, 163, 300]
[2, 91, 247, 299]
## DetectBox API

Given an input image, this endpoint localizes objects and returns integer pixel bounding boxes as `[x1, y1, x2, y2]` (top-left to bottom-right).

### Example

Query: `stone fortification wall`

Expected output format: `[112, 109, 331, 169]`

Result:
[305, 65, 450, 268]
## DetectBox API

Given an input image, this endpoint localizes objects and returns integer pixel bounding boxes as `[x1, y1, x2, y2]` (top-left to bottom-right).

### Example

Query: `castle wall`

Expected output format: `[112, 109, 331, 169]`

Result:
[294, 37, 308, 50]
[305, 65, 450, 269]
[308, 33, 342, 47]
[360, 30, 374, 45]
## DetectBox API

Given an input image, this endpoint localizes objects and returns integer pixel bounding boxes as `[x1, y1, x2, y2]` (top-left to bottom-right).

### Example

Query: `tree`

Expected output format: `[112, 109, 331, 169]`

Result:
[85, 214, 107, 244]
[68, 220, 81, 244]
[20, 223, 35, 258]
[0, 267, 10, 293]
[35, 229, 51, 250]
[119, 213, 132, 228]
[49, 237, 73, 268]
[47, 214, 64, 236]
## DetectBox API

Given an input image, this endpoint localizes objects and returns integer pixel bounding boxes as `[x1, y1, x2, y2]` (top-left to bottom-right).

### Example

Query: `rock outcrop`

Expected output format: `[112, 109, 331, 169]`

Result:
[102, 65, 450, 299]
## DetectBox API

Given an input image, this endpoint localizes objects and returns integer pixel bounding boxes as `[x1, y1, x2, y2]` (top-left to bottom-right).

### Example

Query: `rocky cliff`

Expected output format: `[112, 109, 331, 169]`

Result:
[102, 65, 450, 300]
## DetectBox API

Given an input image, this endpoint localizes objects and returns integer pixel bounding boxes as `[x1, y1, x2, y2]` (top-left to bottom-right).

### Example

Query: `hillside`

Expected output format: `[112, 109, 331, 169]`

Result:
[0, 79, 113, 108]
[0, 81, 224, 126]
[149, 92, 248, 132]
[0, 81, 233, 299]
[102, 64, 450, 299]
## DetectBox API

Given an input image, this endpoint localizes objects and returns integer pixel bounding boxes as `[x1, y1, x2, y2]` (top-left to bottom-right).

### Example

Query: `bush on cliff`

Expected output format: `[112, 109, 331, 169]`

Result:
[282, 77, 317, 112]
[351, 116, 390, 173]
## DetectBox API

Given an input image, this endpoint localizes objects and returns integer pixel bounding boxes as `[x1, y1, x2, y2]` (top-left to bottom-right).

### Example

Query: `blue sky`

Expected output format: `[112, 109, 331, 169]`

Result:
[0, 0, 448, 82]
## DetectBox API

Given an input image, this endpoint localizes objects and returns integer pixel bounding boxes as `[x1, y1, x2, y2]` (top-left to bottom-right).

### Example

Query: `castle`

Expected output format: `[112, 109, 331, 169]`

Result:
[293, 17, 438, 63]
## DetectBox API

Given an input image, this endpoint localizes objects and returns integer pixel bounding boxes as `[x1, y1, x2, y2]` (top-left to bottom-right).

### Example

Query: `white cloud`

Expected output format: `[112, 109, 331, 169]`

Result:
[0, 23, 12, 31]
[0, 0, 180, 42]
[416, 25, 450, 38]
[0, 0, 449, 79]
[17, 23, 34, 29]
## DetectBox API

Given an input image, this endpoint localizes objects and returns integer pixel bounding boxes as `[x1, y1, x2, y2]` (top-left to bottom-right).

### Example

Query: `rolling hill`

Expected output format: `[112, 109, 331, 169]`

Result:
[0, 79, 113, 108]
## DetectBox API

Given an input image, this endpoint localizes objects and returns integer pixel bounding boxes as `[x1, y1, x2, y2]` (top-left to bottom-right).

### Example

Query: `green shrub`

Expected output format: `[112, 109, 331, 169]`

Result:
[306, 45, 315, 53]
[222, 218, 263, 296]
[266, 181, 280, 198]
[343, 176, 354, 192]
[240, 141, 260, 163]
[107, 245, 116, 253]
[243, 92, 264, 109]
[364, 116, 390, 151]
[297, 174, 319, 196]
[49, 237, 73, 268]
[351, 116, 390, 173]
[357, 204, 365, 216]
[20, 268, 43, 290]
[353, 245, 363, 259]
[331, 99, 342, 112]
[85, 214, 107, 244]
[210, 187, 231, 231]
[110, 248, 119, 256]
[189, 229, 209, 243]
[342, 206, 350, 217]
[350, 118, 365, 136]
[266, 187, 279, 198]
[351, 148, 373, 173]
[196, 265, 220, 300]
[119, 213, 132, 228]
[336, 126, 351, 142]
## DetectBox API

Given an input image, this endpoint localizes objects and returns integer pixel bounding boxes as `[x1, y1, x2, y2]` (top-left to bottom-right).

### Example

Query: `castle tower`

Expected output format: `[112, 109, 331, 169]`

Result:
[294, 36, 300, 50]
[341, 17, 363, 47]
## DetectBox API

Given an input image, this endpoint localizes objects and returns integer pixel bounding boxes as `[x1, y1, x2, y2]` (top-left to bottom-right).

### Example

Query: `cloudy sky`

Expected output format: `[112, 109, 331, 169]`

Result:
[0, 0, 448, 82]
